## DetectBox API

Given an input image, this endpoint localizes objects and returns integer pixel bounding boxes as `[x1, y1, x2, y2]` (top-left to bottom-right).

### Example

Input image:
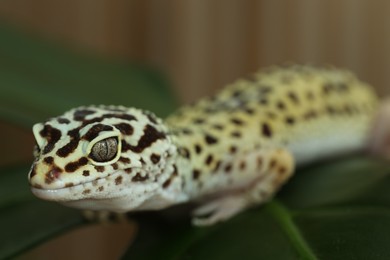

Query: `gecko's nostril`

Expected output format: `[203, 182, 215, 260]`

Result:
[45, 167, 63, 184]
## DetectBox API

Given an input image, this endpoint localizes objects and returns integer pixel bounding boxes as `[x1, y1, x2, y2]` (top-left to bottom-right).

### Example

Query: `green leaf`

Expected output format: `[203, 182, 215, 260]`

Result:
[123, 156, 390, 259]
[0, 165, 84, 259]
[0, 23, 177, 128]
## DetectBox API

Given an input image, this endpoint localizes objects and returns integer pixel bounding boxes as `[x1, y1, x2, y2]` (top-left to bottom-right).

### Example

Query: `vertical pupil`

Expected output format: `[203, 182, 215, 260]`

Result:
[99, 141, 108, 159]
[91, 137, 117, 162]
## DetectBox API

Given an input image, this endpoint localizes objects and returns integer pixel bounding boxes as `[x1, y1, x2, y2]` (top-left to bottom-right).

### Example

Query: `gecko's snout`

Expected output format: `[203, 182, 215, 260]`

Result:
[28, 162, 64, 189]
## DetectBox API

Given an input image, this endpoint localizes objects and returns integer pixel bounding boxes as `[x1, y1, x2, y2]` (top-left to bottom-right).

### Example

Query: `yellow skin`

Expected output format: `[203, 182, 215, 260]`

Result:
[29, 65, 380, 225]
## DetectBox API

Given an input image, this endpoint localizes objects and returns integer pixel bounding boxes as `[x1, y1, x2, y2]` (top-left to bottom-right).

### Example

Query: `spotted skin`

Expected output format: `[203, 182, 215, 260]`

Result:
[29, 65, 379, 225]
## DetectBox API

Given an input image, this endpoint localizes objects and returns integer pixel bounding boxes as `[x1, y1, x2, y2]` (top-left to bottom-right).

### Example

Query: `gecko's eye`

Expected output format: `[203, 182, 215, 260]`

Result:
[89, 137, 118, 162]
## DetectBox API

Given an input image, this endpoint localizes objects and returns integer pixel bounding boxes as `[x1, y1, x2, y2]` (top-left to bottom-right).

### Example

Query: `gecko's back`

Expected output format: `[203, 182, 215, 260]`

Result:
[166, 65, 378, 198]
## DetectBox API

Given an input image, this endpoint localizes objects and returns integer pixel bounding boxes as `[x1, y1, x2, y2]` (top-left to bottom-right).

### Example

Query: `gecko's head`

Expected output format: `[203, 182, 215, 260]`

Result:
[29, 106, 177, 212]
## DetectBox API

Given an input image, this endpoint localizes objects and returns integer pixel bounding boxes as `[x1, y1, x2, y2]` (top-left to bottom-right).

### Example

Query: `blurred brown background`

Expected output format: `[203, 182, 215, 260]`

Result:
[1, 0, 389, 259]
[1, 0, 389, 104]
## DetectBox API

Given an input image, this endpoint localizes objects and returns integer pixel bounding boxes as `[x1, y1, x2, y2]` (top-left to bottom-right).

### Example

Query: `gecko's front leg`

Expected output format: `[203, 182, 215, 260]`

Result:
[192, 148, 294, 226]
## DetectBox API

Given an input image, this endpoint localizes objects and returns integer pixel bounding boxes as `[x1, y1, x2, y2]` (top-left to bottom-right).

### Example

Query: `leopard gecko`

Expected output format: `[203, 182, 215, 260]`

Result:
[28, 65, 386, 226]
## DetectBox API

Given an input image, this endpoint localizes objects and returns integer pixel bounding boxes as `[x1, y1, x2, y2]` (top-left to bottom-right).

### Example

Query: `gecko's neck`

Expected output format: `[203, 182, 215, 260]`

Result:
[166, 124, 209, 199]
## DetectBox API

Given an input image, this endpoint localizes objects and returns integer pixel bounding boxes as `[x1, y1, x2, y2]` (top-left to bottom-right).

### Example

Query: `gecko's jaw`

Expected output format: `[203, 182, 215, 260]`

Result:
[30, 170, 124, 202]
[31, 167, 161, 212]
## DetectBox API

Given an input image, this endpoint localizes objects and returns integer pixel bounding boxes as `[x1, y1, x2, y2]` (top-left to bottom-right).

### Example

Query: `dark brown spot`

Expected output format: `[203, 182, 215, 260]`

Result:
[205, 154, 213, 165]
[326, 106, 337, 115]
[132, 172, 148, 182]
[179, 147, 190, 159]
[322, 83, 333, 95]
[162, 178, 172, 189]
[80, 113, 137, 127]
[212, 124, 224, 130]
[213, 160, 222, 172]
[115, 123, 134, 135]
[150, 153, 161, 164]
[65, 157, 89, 173]
[285, 116, 295, 125]
[193, 118, 205, 124]
[261, 123, 273, 138]
[231, 90, 242, 98]
[172, 165, 178, 176]
[193, 169, 201, 180]
[115, 176, 123, 185]
[278, 167, 287, 175]
[82, 189, 91, 195]
[163, 166, 178, 189]
[40, 125, 62, 154]
[74, 109, 95, 121]
[29, 167, 37, 178]
[259, 86, 272, 95]
[82, 170, 90, 176]
[57, 118, 70, 124]
[57, 129, 80, 157]
[195, 144, 202, 154]
[244, 108, 255, 115]
[277, 101, 286, 110]
[287, 92, 299, 104]
[98, 186, 104, 192]
[205, 134, 218, 145]
[224, 164, 233, 173]
[44, 156, 54, 164]
[112, 163, 118, 170]
[231, 118, 244, 126]
[145, 112, 158, 124]
[230, 146, 238, 154]
[231, 131, 241, 138]
[239, 161, 246, 170]
[181, 128, 193, 135]
[257, 98, 268, 106]
[65, 182, 74, 188]
[119, 157, 131, 164]
[95, 166, 105, 172]
[122, 124, 166, 153]
[83, 124, 114, 141]
[304, 110, 318, 120]
[125, 168, 132, 174]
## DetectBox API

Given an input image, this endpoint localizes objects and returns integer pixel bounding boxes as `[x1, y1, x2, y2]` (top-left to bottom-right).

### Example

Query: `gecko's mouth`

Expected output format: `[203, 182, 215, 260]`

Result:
[30, 169, 126, 202]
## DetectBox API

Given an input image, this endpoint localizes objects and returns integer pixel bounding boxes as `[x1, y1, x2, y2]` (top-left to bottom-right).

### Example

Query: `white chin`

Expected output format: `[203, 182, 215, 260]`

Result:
[31, 186, 79, 202]
[61, 198, 141, 212]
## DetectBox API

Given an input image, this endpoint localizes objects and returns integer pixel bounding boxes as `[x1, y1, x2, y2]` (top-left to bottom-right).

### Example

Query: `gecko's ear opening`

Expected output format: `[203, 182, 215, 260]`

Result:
[32, 123, 45, 147]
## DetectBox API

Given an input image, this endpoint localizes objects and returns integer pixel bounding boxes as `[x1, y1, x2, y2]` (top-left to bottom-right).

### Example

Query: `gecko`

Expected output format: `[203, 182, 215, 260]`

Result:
[28, 65, 387, 226]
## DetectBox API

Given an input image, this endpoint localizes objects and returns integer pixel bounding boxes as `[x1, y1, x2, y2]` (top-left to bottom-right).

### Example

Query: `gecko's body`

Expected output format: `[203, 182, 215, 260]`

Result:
[29, 65, 379, 225]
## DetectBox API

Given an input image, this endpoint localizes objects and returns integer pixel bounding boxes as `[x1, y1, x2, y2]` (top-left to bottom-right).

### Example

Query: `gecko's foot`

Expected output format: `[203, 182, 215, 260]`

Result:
[82, 210, 128, 223]
[369, 98, 390, 159]
[191, 196, 249, 226]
